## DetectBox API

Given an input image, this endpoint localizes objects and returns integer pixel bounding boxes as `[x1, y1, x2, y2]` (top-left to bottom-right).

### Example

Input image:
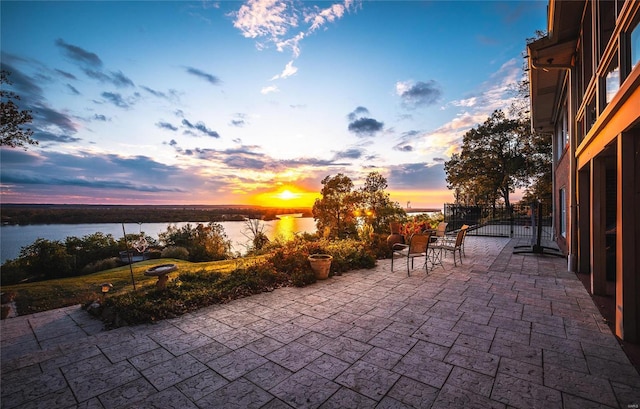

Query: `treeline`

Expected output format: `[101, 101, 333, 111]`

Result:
[0, 205, 313, 225]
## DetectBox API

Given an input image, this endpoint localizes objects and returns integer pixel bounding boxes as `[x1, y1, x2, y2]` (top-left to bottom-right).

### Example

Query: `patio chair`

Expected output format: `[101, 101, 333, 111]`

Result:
[432, 222, 449, 244]
[433, 225, 468, 267]
[391, 232, 432, 276]
[441, 224, 469, 256]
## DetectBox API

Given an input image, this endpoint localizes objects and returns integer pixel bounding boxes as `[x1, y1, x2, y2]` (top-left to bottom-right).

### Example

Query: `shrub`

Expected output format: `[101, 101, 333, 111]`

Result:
[322, 239, 376, 273]
[0, 259, 29, 285]
[161, 246, 190, 260]
[370, 233, 394, 259]
[81, 257, 121, 275]
[98, 261, 290, 327]
[89, 236, 377, 328]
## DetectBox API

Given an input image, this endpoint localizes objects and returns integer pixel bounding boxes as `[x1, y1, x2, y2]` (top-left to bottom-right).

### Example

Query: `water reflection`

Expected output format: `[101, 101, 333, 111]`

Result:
[267, 216, 315, 243]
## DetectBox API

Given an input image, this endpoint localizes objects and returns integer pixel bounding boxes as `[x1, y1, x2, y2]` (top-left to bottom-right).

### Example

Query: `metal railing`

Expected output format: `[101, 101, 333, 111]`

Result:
[443, 203, 553, 240]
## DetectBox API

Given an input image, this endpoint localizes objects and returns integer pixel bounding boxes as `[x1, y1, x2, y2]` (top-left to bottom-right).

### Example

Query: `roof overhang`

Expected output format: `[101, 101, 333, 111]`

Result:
[527, 0, 583, 133]
[527, 37, 576, 133]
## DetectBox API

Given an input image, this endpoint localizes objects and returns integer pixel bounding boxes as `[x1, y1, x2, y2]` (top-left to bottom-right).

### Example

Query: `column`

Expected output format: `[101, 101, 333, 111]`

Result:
[616, 132, 639, 341]
[590, 157, 607, 295]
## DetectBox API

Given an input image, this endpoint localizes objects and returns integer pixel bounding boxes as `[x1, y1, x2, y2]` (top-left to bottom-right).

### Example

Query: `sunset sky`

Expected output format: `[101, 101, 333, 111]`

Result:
[1, 0, 546, 209]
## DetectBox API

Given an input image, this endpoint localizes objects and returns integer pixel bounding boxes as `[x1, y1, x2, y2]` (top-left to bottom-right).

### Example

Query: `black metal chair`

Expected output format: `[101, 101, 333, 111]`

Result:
[432, 226, 468, 267]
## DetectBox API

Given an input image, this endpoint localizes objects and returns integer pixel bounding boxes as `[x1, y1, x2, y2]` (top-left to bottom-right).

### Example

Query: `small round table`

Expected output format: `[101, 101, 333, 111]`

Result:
[144, 264, 178, 290]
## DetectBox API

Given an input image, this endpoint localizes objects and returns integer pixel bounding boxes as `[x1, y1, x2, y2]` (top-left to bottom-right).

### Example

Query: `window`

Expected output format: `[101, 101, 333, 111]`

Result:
[559, 188, 567, 238]
[555, 104, 569, 161]
[582, 2, 594, 96]
[598, 0, 616, 57]
[632, 20, 640, 69]
[605, 53, 620, 105]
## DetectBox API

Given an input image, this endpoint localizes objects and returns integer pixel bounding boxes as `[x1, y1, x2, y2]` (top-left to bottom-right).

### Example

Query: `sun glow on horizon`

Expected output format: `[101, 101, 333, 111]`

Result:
[278, 189, 298, 201]
[251, 187, 319, 208]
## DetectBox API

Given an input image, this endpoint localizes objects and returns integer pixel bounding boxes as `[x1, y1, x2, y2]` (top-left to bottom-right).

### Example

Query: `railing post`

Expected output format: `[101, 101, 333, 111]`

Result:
[509, 205, 514, 238]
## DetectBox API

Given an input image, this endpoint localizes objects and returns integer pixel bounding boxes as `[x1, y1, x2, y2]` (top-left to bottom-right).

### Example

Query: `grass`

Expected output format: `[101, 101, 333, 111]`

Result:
[2, 257, 255, 316]
[1, 237, 379, 326]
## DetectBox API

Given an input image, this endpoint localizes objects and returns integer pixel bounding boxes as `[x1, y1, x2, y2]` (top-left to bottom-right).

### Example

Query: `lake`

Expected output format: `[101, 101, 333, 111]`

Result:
[0, 217, 317, 264]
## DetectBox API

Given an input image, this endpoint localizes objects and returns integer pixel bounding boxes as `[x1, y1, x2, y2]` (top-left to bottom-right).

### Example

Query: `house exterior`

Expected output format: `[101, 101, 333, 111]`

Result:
[527, 0, 639, 341]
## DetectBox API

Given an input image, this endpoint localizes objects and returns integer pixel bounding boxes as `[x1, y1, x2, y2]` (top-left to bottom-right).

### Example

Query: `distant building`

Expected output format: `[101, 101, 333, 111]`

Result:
[527, 0, 639, 341]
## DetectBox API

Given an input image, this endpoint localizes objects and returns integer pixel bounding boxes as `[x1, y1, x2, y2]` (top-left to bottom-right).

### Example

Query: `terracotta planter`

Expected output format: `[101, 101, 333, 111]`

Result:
[386, 233, 405, 249]
[308, 254, 332, 280]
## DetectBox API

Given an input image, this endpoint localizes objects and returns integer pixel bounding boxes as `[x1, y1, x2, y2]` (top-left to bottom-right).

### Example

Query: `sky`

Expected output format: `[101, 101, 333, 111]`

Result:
[0, 0, 547, 209]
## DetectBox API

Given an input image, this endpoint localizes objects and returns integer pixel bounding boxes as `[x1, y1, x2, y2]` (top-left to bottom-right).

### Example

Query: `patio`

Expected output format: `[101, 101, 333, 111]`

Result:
[2, 236, 639, 408]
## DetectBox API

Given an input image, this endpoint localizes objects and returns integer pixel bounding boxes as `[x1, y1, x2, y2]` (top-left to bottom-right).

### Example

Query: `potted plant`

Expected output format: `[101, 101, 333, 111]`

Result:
[308, 254, 333, 280]
[387, 221, 405, 249]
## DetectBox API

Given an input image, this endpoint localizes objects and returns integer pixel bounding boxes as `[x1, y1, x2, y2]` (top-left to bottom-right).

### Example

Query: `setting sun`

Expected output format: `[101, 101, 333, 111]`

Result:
[278, 189, 297, 200]
[250, 187, 319, 208]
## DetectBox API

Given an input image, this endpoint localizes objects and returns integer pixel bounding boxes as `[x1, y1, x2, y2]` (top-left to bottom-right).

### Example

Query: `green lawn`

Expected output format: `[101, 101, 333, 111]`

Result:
[1, 258, 253, 316]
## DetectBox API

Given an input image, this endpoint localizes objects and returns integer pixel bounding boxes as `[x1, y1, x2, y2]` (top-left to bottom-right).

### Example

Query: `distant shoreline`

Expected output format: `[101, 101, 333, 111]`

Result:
[0, 204, 314, 225]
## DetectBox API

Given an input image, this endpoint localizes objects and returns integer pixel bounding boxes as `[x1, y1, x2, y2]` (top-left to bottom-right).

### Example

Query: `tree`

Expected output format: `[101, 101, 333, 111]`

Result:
[65, 232, 119, 273]
[19, 238, 72, 279]
[241, 218, 270, 253]
[159, 222, 231, 262]
[357, 171, 405, 233]
[445, 110, 529, 209]
[312, 173, 359, 239]
[1, 70, 37, 149]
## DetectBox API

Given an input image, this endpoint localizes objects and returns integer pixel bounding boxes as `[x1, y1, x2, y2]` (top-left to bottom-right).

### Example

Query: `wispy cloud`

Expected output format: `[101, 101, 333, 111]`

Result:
[156, 121, 178, 131]
[271, 60, 298, 80]
[233, 0, 358, 58]
[54, 39, 135, 88]
[185, 67, 221, 85]
[261, 85, 279, 94]
[387, 162, 447, 190]
[101, 91, 130, 109]
[181, 118, 220, 138]
[230, 113, 247, 127]
[55, 38, 102, 67]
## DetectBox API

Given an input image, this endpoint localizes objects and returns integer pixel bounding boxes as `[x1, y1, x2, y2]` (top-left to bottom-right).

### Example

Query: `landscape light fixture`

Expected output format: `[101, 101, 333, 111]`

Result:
[100, 283, 113, 298]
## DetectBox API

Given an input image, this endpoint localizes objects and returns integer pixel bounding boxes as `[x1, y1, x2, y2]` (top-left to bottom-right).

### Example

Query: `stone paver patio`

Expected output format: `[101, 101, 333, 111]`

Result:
[2, 237, 639, 408]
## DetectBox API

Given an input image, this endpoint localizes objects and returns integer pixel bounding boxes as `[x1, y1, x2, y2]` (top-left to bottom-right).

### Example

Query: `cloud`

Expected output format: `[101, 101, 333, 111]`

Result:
[52, 40, 135, 88]
[55, 69, 77, 80]
[333, 148, 363, 160]
[270, 60, 298, 80]
[83, 68, 135, 88]
[230, 113, 247, 127]
[67, 84, 80, 95]
[347, 106, 383, 136]
[347, 106, 369, 121]
[55, 38, 102, 67]
[156, 122, 178, 131]
[181, 119, 220, 138]
[101, 92, 130, 108]
[307, 3, 347, 32]
[261, 85, 279, 94]
[348, 118, 384, 136]
[0, 149, 190, 199]
[396, 80, 442, 109]
[0, 62, 43, 99]
[185, 67, 221, 85]
[32, 130, 81, 144]
[93, 114, 107, 121]
[233, 0, 298, 40]
[451, 97, 478, 107]
[387, 162, 447, 189]
[141, 86, 167, 98]
[233, 0, 357, 58]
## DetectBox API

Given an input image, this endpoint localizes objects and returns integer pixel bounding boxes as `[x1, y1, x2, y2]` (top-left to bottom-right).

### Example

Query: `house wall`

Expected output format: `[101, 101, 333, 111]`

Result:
[554, 151, 570, 254]
[530, 0, 640, 341]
